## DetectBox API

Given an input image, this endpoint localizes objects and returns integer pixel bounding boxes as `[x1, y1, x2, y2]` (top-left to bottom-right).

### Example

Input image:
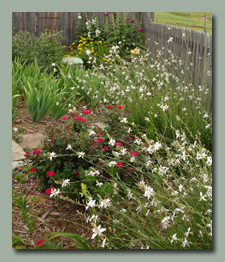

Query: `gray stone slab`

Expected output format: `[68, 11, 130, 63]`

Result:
[12, 140, 26, 161]
[19, 133, 45, 149]
[12, 161, 26, 171]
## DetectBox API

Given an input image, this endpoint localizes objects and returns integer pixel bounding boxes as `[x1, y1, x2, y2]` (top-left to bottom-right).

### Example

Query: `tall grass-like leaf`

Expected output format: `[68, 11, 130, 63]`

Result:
[23, 81, 54, 123]
[46, 232, 93, 249]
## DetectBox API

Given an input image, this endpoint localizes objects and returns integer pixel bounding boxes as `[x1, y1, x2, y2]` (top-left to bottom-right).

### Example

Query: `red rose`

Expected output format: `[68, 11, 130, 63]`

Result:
[83, 110, 91, 114]
[82, 119, 87, 123]
[98, 133, 103, 137]
[74, 117, 79, 121]
[96, 138, 105, 142]
[131, 152, 138, 156]
[116, 142, 122, 146]
[104, 146, 109, 151]
[62, 116, 67, 120]
[117, 105, 123, 109]
[117, 162, 123, 168]
[36, 238, 45, 247]
[34, 150, 41, 154]
[78, 117, 83, 121]
[45, 186, 54, 194]
[29, 166, 36, 172]
[75, 169, 80, 175]
[107, 105, 113, 108]
[47, 170, 55, 177]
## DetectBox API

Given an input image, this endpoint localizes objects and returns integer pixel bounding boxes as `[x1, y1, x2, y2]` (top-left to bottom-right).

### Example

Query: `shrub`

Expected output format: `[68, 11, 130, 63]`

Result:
[12, 29, 66, 72]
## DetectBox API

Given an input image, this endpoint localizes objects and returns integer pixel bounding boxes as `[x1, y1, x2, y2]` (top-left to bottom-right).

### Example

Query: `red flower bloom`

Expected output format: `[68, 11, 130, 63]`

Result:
[126, 150, 129, 153]
[62, 116, 67, 120]
[107, 105, 113, 108]
[34, 150, 41, 154]
[74, 117, 79, 121]
[131, 152, 138, 156]
[116, 142, 122, 146]
[45, 186, 54, 194]
[98, 133, 103, 137]
[82, 119, 87, 123]
[96, 138, 105, 142]
[83, 110, 91, 114]
[117, 105, 123, 109]
[26, 152, 29, 156]
[104, 146, 109, 151]
[117, 162, 123, 168]
[29, 166, 36, 172]
[75, 169, 80, 175]
[78, 117, 83, 120]
[47, 170, 55, 177]
[36, 238, 45, 247]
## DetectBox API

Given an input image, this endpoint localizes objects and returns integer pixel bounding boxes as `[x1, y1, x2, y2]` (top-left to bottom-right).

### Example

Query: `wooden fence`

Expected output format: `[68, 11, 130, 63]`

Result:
[12, 12, 212, 90]
[141, 12, 212, 91]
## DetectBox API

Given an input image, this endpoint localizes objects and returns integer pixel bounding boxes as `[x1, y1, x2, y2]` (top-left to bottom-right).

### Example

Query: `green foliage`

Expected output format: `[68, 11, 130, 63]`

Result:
[12, 189, 40, 234]
[12, 29, 66, 73]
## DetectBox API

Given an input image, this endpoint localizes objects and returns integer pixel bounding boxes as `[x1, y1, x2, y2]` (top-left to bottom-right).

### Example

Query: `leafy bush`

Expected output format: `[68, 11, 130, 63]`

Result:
[12, 29, 66, 72]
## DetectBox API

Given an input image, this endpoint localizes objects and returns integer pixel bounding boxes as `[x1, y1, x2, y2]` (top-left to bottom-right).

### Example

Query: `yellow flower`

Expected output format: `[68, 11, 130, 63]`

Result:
[94, 53, 96, 55]
[103, 58, 106, 61]
[141, 57, 147, 61]
[107, 59, 109, 62]
[67, 55, 70, 57]
[130, 48, 140, 54]
[72, 42, 75, 45]
[70, 51, 73, 54]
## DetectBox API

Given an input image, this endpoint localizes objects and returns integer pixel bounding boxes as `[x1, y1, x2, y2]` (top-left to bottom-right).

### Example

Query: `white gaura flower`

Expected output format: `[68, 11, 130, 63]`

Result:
[86, 49, 92, 56]
[98, 198, 111, 209]
[96, 181, 103, 187]
[78, 16, 82, 19]
[199, 192, 207, 201]
[101, 238, 107, 248]
[144, 185, 154, 199]
[86, 198, 96, 210]
[108, 161, 117, 167]
[89, 130, 96, 136]
[51, 63, 55, 66]
[49, 152, 56, 161]
[109, 138, 116, 146]
[66, 144, 72, 150]
[62, 179, 70, 187]
[120, 118, 128, 123]
[78, 151, 85, 158]
[182, 238, 189, 247]
[92, 225, 106, 239]
[170, 233, 178, 243]
[50, 188, 60, 198]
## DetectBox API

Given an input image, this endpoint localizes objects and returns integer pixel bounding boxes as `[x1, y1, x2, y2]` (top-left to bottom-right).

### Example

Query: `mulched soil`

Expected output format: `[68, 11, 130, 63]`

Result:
[12, 99, 104, 249]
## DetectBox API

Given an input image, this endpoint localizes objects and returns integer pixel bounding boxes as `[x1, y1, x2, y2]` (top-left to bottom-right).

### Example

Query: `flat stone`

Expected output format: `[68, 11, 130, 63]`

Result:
[90, 122, 107, 130]
[12, 140, 26, 161]
[12, 161, 26, 171]
[19, 133, 45, 149]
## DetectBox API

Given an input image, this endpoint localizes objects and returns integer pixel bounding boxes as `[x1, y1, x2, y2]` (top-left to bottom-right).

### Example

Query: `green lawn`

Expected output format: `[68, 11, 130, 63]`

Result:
[154, 12, 212, 35]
